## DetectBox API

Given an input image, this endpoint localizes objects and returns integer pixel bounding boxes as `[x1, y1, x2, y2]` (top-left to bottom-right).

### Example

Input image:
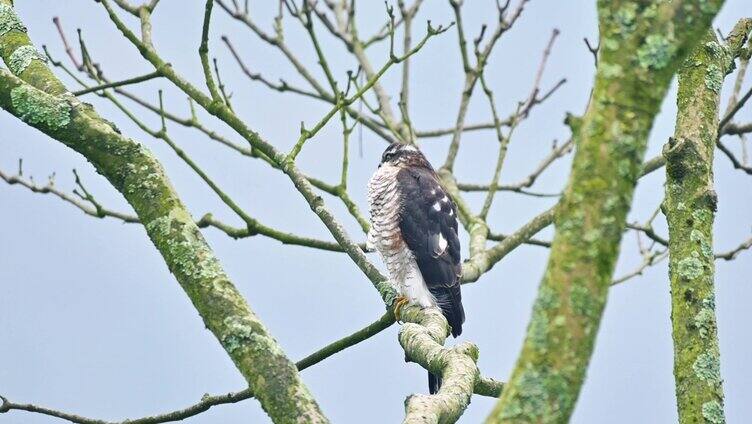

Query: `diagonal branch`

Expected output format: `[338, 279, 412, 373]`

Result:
[71, 70, 162, 96]
[486, 2, 724, 422]
[0, 167, 139, 223]
[457, 138, 574, 193]
[287, 20, 453, 160]
[478, 28, 562, 219]
[92, 3, 490, 422]
[715, 235, 752, 260]
[0, 2, 327, 421]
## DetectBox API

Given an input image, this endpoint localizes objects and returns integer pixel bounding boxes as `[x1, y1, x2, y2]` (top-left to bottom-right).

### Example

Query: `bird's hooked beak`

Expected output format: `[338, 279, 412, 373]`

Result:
[378, 162, 382, 168]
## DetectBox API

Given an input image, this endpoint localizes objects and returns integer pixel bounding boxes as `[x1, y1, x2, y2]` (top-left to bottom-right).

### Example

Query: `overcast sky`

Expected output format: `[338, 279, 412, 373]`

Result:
[2, 1, 751, 423]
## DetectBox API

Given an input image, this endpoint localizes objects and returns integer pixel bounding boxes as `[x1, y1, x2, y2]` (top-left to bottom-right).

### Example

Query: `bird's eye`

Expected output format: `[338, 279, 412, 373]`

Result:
[383, 152, 395, 161]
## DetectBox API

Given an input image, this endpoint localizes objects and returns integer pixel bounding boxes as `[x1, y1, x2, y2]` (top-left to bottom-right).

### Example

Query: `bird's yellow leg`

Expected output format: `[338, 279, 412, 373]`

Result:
[392, 296, 410, 322]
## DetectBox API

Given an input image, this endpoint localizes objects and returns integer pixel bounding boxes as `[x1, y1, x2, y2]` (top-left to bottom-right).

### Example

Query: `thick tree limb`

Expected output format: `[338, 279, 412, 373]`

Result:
[486, 2, 724, 422]
[5, 1, 746, 423]
[0, 2, 327, 422]
[664, 20, 752, 424]
[398, 306, 501, 423]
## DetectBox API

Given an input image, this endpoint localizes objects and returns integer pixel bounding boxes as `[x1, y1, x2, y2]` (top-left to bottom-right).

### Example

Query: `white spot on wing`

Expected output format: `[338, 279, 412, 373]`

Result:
[433, 202, 441, 211]
[448, 208, 454, 216]
[438, 233, 448, 253]
[441, 196, 449, 203]
[430, 189, 436, 195]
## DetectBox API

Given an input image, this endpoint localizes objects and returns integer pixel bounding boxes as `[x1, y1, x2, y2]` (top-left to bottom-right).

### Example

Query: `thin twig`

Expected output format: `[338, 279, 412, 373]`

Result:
[583, 37, 598, 65]
[72, 70, 162, 96]
[478, 28, 562, 219]
[612, 249, 669, 286]
[716, 139, 752, 174]
[442, 0, 530, 171]
[457, 139, 574, 193]
[719, 85, 752, 131]
[199, 0, 223, 102]
[715, 236, 752, 260]
[287, 20, 453, 160]
[626, 222, 669, 247]
[415, 121, 504, 138]
[52, 17, 82, 70]
[213, 58, 234, 111]
[0, 168, 138, 223]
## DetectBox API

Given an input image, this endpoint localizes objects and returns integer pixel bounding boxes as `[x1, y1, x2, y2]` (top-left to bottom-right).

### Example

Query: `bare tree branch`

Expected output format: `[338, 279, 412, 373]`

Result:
[662, 22, 752, 420]
[3, 2, 749, 423]
[442, 0, 530, 171]
[0, 3, 327, 420]
[92, 3, 486, 422]
[715, 235, 752, 260]
[487, 2, 724, 421]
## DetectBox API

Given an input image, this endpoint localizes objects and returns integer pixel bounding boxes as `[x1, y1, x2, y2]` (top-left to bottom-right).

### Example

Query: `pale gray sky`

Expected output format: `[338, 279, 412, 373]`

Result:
[1, 1, 751, 423]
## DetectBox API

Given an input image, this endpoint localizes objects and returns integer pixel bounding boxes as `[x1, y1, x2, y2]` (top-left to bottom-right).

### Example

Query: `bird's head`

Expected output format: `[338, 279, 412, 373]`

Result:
[379, 142, 430, 169]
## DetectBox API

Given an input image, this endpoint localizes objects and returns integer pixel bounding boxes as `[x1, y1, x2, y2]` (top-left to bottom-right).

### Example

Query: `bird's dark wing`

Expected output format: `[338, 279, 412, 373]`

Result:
[397, 167, 464, 337]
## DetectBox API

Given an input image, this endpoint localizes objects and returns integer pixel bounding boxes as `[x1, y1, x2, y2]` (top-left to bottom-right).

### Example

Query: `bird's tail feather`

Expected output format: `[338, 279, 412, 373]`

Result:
[428, 371, 441, 394]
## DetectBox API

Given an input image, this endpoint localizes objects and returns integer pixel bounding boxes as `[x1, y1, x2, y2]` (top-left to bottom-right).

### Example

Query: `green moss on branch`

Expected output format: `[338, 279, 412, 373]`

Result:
[663, 24, 751, 422]
[0, 70, 328, 423]
[0, 3, 25, 36]
[486, 1, 724, 423]
[9, 84, 70, 128]
[399, 307, 479, 423]
[7, 44, 44, 75]
[0, 2, 327, 422]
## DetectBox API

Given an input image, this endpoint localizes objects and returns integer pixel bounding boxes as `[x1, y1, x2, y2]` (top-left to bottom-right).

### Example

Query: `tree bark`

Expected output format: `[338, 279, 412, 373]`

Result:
[486, 1, 724, 422]
[665, 21, 751, 424]
[0, 2, 327, 422]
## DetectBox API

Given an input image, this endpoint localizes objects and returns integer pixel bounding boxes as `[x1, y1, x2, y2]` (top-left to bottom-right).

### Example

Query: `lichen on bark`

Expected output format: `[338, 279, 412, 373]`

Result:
[662, 22, 751, 422]
[7, 44, 44, 75]
[0, 4, 25, 36]
[9, 84, 70, 128]
[0, 2, 328, 422]
[398, 306, 480, 424]
[486, 1, 724, 423]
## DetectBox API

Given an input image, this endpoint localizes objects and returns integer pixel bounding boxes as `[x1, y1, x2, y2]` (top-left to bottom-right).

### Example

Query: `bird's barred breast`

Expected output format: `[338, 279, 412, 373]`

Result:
[368, 164, 414, 281]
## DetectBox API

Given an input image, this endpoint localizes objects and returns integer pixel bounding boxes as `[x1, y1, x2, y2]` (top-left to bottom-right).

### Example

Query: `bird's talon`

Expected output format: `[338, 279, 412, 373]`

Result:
[392, 296, 409, 322]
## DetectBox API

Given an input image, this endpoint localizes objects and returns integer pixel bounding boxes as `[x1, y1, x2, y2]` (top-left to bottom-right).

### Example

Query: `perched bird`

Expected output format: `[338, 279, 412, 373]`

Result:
[367, 142, 464, 395]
